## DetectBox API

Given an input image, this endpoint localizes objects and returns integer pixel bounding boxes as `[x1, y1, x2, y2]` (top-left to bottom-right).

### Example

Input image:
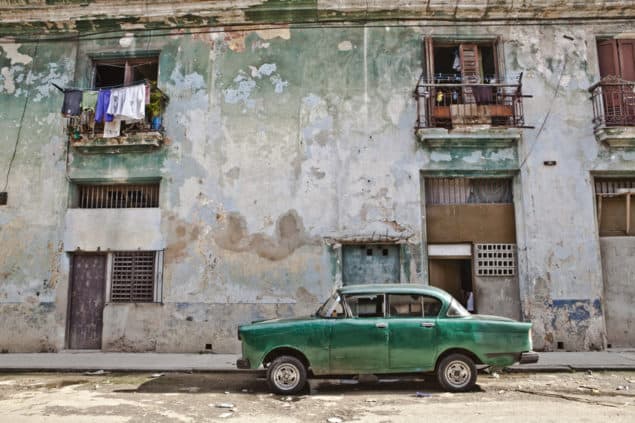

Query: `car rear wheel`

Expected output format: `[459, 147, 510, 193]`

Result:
[436, 353, 477, 392]
[266, 355, 308, 395]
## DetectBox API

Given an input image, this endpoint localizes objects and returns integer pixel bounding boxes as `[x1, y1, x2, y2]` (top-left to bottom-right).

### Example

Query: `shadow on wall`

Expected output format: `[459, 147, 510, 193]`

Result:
[213, 210, 318, 261]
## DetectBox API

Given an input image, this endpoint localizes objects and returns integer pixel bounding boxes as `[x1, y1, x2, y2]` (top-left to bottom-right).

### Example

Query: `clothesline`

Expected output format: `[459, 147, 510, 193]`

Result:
[52, 80, 169, 99]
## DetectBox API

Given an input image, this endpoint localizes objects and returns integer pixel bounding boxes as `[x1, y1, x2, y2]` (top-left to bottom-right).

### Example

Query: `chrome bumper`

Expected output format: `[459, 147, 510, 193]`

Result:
[519, 351, 539, 364]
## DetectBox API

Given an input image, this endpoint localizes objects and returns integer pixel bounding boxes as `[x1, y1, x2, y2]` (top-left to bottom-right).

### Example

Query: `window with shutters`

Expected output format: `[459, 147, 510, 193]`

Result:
[595, 177, 635, 237]
[109, 251, 163, 303]
[415, 39, 527, 129]
[590, 39, 635, 128]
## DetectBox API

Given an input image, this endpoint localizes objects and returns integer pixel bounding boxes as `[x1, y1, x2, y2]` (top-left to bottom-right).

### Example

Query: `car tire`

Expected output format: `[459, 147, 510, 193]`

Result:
[436, 353, 477, 392]
[266, 355, 308, 395]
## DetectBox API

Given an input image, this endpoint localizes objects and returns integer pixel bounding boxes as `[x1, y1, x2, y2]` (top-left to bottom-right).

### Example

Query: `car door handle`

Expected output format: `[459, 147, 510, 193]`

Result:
[421, 322, 435, 328]
[375, 322, 388, 328]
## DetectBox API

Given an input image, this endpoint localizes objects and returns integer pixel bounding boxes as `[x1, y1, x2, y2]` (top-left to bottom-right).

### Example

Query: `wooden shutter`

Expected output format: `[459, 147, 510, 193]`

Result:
[425, 37, 434, 80]
[460, 44, 480, 104]
[617, 39, 635, 81]
[598, 40, 619, 78]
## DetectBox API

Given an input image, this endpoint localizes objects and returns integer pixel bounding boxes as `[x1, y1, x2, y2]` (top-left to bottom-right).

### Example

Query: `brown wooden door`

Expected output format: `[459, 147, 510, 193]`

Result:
[68, 254, 106, 349]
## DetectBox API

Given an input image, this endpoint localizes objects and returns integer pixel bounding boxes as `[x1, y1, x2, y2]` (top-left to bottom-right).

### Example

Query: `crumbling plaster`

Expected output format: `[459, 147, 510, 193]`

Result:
[1, 8, 634, 351]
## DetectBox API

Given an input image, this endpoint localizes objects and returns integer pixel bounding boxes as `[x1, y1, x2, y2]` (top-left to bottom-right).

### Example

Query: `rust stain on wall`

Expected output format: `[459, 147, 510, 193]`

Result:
[214, 209, 317, 261]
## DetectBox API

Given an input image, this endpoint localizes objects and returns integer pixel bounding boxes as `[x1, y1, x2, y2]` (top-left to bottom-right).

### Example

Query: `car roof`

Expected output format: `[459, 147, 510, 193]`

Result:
[337, 283, 453, 301]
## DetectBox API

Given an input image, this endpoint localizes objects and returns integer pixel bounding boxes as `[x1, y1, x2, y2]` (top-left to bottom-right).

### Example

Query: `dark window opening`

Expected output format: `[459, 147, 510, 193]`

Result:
[94, 59, 159, 89]
[111, 251, 156, 303]
[595, 177, 635, 236]
[76, 183, 160, 208]
[0, 192, 7, 206]
[432, 43, 498, 83]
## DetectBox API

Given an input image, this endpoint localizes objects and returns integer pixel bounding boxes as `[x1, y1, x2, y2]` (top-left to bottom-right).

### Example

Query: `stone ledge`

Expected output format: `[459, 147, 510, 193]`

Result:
[71, 132, 164, 154]
[416, 127, 522, 148]
[594, 126, 635, 148]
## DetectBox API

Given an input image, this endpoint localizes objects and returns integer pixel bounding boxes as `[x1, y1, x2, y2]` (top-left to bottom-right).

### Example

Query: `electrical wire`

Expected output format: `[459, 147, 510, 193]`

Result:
[2, 39, 39, 193]
[3, 15, 634, 45]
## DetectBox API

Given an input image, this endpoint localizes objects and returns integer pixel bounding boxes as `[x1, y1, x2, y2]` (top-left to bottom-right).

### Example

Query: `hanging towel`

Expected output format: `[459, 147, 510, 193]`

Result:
[103, 119, 121, 138]
[95, 90, 114, 123]
[82, 90, 98, 111]
[61, 89, 82, 117]
[107, 84, 146, 121]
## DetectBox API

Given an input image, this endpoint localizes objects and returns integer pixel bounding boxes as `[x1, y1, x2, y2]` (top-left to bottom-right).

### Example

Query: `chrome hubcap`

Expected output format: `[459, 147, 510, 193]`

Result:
[273, 363, 300, 390]
[445, 360, 471, 388]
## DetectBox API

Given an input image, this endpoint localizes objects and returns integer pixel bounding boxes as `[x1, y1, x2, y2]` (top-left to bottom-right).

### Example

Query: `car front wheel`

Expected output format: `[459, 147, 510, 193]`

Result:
[266, 355, 308, 395]
[436, 353, 477, 392]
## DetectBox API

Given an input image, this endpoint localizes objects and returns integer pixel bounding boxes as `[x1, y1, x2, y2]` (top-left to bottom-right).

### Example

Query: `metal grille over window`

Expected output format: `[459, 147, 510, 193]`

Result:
[425, 178, 512, 205]
[474, 244, 516, 276]
[78, 183, 159, 208]
[595, 178, 635, 195]
[111, 252, 156, 302]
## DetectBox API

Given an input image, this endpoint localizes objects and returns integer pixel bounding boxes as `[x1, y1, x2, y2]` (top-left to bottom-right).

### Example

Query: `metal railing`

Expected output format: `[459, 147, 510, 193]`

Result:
[589, 76, 635, 129]
[414, 73, 528, 130]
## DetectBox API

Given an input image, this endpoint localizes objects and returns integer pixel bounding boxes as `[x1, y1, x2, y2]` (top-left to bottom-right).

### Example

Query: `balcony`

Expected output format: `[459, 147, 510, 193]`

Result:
[68, 85, 169, 154]
[589, 76, 635, 148]
[414, 74, 529, 148]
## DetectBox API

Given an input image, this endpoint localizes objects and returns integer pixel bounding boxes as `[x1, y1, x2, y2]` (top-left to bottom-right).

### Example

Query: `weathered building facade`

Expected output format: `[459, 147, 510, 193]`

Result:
[0, 0, 634, 353]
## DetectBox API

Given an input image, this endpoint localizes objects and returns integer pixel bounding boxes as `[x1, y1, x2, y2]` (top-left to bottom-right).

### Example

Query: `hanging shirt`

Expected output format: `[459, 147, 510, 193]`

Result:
[107, 84, 146, 121]
[95, 90, 114, 123]
[61, 89, 82, 117]
[82, 90, 98, 111]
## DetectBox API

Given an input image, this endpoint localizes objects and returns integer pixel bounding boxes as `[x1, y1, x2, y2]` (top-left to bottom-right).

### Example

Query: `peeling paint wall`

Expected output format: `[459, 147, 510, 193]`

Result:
[1, 2, 634, 352]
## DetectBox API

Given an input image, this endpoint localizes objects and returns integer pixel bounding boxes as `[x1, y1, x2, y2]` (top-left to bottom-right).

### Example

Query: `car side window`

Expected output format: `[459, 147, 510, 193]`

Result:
[388, 294, 423, 317]
[388, 294, 442, 318]
[344, 294, 385, 318]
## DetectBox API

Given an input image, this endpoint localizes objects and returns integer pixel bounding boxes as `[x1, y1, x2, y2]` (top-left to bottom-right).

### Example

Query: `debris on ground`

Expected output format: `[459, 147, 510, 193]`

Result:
[415, 392, 432, 398]
[215, 403, 235, 409]
[326, 417, 343, 423]
[83, 370, 109, 376]
[491, 372, 500, 379]
[150, 373, 164, 378]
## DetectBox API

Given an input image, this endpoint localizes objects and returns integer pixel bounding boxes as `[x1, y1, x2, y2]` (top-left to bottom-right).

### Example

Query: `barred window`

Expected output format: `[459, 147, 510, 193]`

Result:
[111, 251, 158, 302]
[77, 183, 159, 208]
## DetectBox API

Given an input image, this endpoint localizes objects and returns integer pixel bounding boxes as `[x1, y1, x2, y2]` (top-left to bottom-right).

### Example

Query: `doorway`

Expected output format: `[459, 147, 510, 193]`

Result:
[68, 254, 106, 349]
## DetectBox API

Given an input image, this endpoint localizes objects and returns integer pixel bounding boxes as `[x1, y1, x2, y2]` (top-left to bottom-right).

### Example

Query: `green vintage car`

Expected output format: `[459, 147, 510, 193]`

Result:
[236, 284, 537, 394]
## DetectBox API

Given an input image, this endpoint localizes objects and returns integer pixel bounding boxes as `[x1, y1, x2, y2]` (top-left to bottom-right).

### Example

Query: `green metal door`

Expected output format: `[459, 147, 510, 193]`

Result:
[342, 244, 400, 285]
[329, 318, 389, 372]
[386, 294, 441, 370]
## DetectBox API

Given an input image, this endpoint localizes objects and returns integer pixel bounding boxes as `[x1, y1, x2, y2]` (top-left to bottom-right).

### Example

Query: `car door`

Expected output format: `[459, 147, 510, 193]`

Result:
[387, 294, 442, 371]
[329, 293, 389, 373]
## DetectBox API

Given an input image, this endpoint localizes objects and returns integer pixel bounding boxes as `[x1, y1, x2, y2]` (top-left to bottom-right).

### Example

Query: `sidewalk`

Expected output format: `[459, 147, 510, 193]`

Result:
[1, 349, 634, 373]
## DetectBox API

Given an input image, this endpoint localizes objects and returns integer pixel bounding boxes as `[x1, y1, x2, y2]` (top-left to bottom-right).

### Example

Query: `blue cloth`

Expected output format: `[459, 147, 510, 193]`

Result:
[95, 89, 114, 123]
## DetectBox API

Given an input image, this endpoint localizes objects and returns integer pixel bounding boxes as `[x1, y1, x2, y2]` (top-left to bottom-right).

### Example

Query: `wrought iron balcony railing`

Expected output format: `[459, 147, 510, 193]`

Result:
[589, 76, 635, 129]
[414, 73, 528, 130]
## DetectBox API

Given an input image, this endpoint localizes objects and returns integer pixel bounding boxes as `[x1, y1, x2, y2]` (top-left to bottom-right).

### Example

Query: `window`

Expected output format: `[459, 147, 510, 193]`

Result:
[67, 55, 168, 142]
[446, 299, 470, 317]
[425, 178, 513, 205]
[595, 177, 635, 236]
[591, 39, 635, 127]
[416, 38, 526, 129]
[110, 251, 163, 303]
[75, 183, 160, 208]
[93, 57, 158, 89]
[388, 294, 442, 318]
[344, 294, 385, 318]
[316, 293, 345, 318]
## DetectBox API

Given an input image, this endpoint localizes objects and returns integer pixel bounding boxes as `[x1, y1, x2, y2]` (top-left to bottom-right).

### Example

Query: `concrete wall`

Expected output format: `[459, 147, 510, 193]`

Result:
[1, 2, 634, 352]
[600, 237, 635, 347]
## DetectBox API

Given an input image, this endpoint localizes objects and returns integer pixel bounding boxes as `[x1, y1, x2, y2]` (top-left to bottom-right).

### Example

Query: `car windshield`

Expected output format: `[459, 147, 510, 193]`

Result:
[316, 292, 341, 318]
[446, 298, 470, 317]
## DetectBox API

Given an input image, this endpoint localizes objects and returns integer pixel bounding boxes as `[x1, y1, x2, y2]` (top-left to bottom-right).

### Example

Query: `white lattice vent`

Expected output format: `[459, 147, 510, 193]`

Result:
[475, 243, 516, 276]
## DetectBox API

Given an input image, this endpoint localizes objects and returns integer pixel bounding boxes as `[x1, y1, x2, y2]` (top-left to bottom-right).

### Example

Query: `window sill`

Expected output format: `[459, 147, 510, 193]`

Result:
[71, 131, 165, 154]
[416, 127, 522, 148]
[594, 125, 635, 148]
